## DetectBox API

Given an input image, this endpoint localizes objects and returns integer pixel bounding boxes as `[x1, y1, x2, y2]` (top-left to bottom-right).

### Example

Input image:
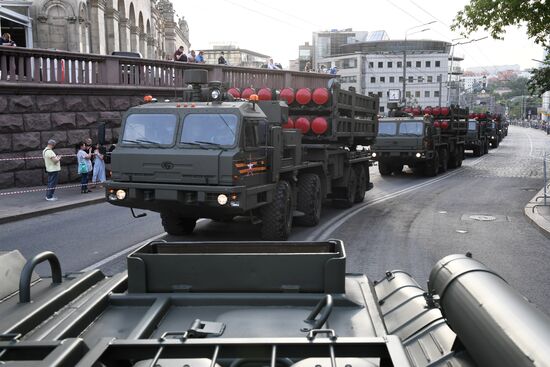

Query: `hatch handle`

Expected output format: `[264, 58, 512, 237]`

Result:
[19, 251, 62, 303]
[307, 329, 338, 341]
[303, 294, 333, 331]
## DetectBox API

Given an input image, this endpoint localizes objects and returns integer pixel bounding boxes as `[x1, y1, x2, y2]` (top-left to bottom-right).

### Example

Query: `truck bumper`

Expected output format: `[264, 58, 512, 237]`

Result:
[105, 181, 275, 217]
[372, 150, 433, 164]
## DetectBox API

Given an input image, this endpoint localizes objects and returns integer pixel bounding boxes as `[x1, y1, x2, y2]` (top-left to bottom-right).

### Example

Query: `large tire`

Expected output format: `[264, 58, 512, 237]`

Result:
[332, 168, 357, 209]
[439, 149, 448, 173]
[161, 212, 197, 235]
[378, 161, 392, 176]
[354, 165, 367, 203]
[456, 148, 463, 167]
[392, 164, 404, 175]
[473, 145, 481, 157]
[424, 152, 439, 177]
[483, 141, 489, 154]
[295, 173, 322, 226]
[261, 180, 293, 240]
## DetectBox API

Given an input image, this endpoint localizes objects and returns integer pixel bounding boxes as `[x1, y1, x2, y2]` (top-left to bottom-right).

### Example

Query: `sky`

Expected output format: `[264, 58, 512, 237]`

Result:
[173, 0, 545, 72]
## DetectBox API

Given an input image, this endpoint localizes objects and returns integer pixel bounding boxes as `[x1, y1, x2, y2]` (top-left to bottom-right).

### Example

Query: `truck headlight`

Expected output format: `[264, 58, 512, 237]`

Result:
[415, 153, 421, 158]
[116, 189, 127, 200]
[217, 194, 228, 205]
[211, 88, 221, 100]
[371, 152, 377, 158]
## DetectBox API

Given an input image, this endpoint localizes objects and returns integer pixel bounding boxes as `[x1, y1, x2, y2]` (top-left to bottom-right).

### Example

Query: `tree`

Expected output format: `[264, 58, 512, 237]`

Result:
[452, 0, 550, 96]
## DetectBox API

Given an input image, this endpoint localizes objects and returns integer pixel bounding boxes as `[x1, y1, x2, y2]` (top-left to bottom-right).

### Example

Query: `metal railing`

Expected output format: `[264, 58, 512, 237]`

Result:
[0, 47, 332, 90]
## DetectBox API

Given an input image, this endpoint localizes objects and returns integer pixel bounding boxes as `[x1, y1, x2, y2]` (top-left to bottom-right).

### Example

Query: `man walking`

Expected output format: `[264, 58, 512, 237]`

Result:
[42, 139, 61, 201]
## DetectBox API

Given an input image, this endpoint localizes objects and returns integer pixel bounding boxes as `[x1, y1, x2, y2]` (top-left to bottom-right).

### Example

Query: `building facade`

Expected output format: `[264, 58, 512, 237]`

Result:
[318, 40, 453, 115]
[202, 46, 269, 68]
[0, 0, 190, 60]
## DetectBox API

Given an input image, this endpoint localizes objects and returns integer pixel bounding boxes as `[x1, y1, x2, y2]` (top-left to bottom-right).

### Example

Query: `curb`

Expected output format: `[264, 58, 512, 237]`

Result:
[0, 196, 106, 225]
[524, 186, 550, 240]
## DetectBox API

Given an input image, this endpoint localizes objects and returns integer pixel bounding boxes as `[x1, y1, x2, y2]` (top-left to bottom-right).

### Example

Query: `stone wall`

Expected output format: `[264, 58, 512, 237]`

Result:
[0, 93, 144, 189]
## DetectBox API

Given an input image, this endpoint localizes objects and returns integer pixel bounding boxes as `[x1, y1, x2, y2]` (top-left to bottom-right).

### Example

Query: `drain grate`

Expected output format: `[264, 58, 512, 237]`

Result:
[461, 214, 510, 222]
[469, 215, 496, 221]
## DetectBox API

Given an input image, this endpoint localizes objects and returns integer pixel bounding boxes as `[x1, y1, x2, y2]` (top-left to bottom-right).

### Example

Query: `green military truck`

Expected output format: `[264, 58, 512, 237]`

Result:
[473, 113, 500, 148]
[464, 118, 489, 157]
[2, 241, 549, 366]
[372, 105, 467, 177]
[105, 70, 378, 240]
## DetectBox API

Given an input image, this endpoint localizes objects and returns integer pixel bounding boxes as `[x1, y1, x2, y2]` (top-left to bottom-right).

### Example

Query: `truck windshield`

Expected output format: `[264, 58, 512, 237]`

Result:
[398, 122, 423, 136]
[122, 114, 177, 145]
[378, 122, 397, 136]
[468, 121, 477, 130]
[181, 114, 238, 146]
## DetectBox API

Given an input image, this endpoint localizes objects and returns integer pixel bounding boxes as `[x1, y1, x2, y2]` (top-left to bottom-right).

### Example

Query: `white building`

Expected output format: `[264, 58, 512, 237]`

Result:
[320, 40, 453, 115]
[462, 75, 487, 92]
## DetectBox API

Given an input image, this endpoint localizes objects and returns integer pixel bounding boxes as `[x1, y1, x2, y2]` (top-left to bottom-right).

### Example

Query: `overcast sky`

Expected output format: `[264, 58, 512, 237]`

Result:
[174, 0, 545, 71]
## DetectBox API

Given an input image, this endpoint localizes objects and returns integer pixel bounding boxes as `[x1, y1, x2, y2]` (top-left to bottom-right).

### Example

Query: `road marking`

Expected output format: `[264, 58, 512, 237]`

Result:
[307, 156, 488, 241]
[80, 219, 207, 272]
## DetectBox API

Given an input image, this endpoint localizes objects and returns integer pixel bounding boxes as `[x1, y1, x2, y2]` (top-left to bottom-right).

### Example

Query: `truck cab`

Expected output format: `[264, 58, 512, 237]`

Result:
[464, 119, 488, 156]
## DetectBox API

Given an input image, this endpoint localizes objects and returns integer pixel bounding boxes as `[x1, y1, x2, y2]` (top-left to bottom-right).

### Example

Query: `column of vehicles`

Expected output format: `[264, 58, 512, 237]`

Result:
[105, 70, 378, 240]
[371, 104, 507, 177]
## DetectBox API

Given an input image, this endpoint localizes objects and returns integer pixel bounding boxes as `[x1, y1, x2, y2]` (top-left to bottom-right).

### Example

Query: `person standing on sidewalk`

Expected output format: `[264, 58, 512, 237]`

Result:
[42, 139, 61, 201]
[77, 141, 93, 193]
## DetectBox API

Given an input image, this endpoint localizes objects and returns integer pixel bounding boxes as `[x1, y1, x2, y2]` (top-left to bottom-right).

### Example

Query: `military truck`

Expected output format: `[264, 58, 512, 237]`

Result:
[464, 119, 489, 157]
[372, 105, 467, 177]
[105, 70, 378, 240]
[1, 240, 549, 366]
[473, 113, 500, 148]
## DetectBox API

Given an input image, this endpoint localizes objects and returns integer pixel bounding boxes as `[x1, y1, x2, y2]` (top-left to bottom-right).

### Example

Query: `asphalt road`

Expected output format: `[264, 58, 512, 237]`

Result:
[1, 125, 548, 314]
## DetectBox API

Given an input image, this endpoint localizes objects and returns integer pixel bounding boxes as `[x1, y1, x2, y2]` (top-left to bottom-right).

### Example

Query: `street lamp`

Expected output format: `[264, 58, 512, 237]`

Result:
[402, 21, 436, 105]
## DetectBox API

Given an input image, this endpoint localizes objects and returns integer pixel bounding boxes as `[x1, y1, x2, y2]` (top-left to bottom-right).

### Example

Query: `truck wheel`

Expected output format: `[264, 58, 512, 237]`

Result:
[261, 180, 293, 240]
[474, 146, 481, 157]
[456, 149, 463, 167]
[295, 173, 322, 226]
[424, 152, 439, 177]
[160, 213, 197, 235]
[354, 166, 367, 203]
[332, 168, 357, 209]
[378, 162, 392, 176]
[439, 150, 448, 173]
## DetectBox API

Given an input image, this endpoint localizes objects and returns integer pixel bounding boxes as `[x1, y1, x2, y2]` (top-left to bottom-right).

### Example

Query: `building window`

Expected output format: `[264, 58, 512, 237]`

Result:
[378, 61, 383, 68]
[370, 77, 375, 83]
[399, 76, 404, 83]
[437, 75, 442, 82]
[406, 91, 411, 98]
[336, 58, 357, 69]
[377, 92, 383, 97]
[408, 76, 413, 83]
[397, 61, 402, 68]
[387, 62, 392, 68]
[435, 61, 441, 67]
[389, 76, 395, 83]
[434, 91, 440, 97]
[406, 61, 411, 68]
[416, 61, 421, 68]
[380, 106, 385, 113]
[415, 91, 420, 98]
[427, 76, 433, 83]
[425, 91, 430, 97]
[369, 62, 373, 68]
[380, 76, 385, 83]
[417, 76, 424, 83]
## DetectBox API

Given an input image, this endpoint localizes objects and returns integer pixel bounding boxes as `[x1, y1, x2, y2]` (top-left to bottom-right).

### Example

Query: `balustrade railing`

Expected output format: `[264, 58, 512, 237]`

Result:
[0, 47, 331, 90]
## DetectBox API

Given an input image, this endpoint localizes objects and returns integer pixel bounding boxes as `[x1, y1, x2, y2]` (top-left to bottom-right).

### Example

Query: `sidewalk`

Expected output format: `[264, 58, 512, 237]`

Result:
[0, 182, 105, 224]
[524, 186, 550, 239]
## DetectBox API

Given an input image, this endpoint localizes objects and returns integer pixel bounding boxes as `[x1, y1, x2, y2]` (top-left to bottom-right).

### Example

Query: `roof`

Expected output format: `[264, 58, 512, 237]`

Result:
[201, 48, 270, 59]
[341, 39, 451, 55]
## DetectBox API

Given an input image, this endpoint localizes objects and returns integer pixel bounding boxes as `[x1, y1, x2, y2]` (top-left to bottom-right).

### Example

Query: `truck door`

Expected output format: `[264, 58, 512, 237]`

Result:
[234, 119, 268, 185]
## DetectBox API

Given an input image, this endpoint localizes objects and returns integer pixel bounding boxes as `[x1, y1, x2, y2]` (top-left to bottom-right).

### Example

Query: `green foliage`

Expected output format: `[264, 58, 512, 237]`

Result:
[528, 53, 550, 97]
[452, 0, 550, 48]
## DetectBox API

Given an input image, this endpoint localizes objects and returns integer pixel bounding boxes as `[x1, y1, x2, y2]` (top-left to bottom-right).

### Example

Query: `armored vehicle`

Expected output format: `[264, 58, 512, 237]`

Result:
[372, 105, 467, 177]
[473, 113, 500, 148]
[464, 119, 489, 156]
[105, 70, 378, 240]
[1, 240, 549, 366]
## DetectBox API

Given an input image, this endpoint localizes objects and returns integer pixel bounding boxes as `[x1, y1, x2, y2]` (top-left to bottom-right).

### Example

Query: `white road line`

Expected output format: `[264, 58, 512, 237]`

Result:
[307, 156, 488, 241]
[80, 219, 207, 272]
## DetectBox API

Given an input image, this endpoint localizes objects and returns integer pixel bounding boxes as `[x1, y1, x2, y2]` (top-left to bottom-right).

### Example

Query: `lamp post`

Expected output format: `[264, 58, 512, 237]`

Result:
[402, 21, 435, 106]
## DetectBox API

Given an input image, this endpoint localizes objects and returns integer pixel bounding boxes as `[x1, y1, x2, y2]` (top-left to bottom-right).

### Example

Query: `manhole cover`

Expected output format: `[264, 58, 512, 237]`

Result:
[456, 229, 468, 234]
[469, 215, 496, 221]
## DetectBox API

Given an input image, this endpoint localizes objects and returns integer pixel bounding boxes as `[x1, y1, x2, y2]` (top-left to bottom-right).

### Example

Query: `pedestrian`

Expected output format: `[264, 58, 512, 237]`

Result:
[42, 139, 61, 201]
[319, 64, 327, 73]
[218, 51, 227, 65]
[84, 137, 94, 185]
[304, 61, 312, 72]
[267, 58, 280, 70]
[92, 144, 107, 184]
[173, 46, 187, 62]
[195, 50, 205, 63]
[0, 33, 16, 47]
[187, 50, 196, 63]
[77, 141, 93, 193]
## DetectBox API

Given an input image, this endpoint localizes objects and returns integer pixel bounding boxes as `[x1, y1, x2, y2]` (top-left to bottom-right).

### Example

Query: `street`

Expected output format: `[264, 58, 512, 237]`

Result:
[1, 126, 548, 315]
